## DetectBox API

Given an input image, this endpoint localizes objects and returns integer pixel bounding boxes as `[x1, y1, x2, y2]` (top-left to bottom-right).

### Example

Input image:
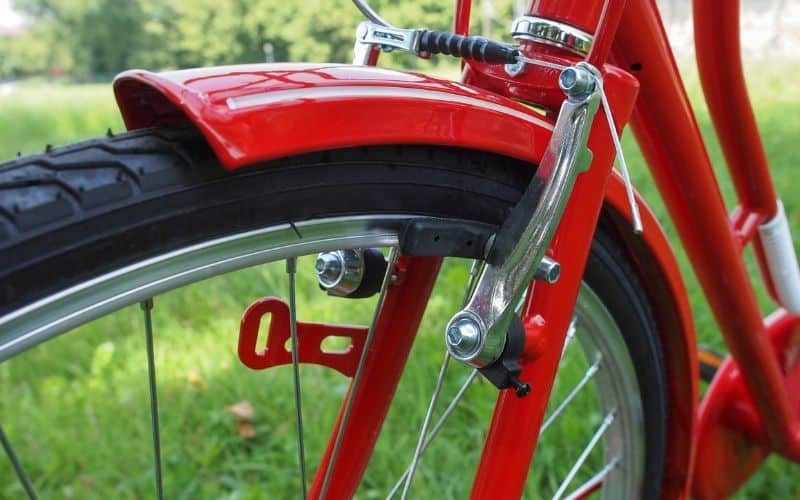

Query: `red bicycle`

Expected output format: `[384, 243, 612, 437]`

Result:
[2, 0, 798, 498]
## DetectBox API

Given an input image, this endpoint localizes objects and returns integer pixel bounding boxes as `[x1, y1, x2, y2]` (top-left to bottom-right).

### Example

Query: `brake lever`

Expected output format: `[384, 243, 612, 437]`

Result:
[353, 21, 519, 66]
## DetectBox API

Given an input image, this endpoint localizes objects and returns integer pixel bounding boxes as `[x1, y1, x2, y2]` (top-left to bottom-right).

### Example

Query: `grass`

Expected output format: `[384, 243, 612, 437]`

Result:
[1, 62, 800, 498]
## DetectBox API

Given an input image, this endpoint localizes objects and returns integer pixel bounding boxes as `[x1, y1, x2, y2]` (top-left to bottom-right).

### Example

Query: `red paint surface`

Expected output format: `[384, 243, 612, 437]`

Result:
[238, 297, 368, 378]
[586, 0, 627, 67]
[114, 63, 552, 169]
[693, 311, 800, 498]
[308, 257, 442, 499]
[613, 1, 800, 494]
[454, 0, 472, 35]
[694, 0, 782, 307]
[525, 0, 604, 33]
[694, 0, 777, 219]
[470, 66, 640, 498]
[114, 53, 700, 496]
[105, 2, 796, 491]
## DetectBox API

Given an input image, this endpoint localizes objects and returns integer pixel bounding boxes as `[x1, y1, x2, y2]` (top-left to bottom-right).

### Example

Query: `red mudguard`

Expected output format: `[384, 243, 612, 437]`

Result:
[114, 63, 698, 493]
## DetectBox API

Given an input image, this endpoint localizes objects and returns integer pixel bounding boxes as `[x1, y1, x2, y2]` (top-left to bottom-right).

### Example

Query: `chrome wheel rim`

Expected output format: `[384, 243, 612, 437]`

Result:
[574, 284, 644, 499]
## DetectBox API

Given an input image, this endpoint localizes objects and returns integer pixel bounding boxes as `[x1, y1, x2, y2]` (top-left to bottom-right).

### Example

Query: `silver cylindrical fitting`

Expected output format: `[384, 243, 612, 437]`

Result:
[534, 256, 561, 284]
[315, 249, 364, 297]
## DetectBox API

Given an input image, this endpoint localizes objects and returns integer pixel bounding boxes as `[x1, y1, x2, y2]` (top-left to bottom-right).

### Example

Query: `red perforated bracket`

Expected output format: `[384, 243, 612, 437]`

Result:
[238, 297, 368, 377]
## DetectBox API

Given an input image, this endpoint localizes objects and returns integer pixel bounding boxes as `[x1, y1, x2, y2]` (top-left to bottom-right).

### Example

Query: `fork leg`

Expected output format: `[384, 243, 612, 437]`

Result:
[308, 256, 442, 500]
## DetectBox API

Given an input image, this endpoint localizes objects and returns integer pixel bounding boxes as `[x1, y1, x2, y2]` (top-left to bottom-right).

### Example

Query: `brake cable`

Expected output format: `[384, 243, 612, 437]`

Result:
[352, 12, 643, 233]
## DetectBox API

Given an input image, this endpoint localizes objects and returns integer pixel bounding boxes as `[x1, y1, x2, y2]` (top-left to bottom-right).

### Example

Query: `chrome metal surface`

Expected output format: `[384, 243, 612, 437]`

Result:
[315, 249, 365, 296]
[354, 21, 421, 64]
[505, 59, 526, 77]
[563, 456, 620, 500]
[570, 284, 645, 500]
[315, 252, 343, 285]
[141, 298, 164, 500]
[287, 258, 308, 499]
[560, 66, 596, 97]
[535, 256, 561, 284]
[553, 411, 616, 500]
[540, 354, 601, 435]
[0, 215, 419, 363]
[445, 64, 602, 366]
[511, 16, 593, 56]
[318, 247, 399, 500]
[445, 316, 482, 358]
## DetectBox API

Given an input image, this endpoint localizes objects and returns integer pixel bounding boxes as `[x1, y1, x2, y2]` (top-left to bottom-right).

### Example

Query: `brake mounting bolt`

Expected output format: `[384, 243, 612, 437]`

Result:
[559, 66, 596, 98]
[446, 316, 483, 359]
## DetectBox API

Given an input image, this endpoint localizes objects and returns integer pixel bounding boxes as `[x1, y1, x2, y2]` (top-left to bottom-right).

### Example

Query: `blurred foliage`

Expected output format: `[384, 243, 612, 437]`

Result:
[1, 0, 520, 79]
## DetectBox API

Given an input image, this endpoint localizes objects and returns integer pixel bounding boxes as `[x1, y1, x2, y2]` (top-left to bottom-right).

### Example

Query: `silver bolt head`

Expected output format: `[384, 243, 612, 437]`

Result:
[446, 317, 483, 358]
[559, 66, 596, 98]
[315, 252, 343, 287]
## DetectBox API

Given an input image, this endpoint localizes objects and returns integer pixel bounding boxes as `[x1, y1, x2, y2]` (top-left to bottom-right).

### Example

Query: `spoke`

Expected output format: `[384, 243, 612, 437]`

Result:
[552, 410, 616, 500]
[386, 369, 478, 499]
[141, 298, 164, 500]
[400, 352, 450, 499]
[465, 259, 483, 300]
[398, 258, 482, 498]
[318, 247, 399, 500]
[560, 318, 578, 361]
[540, 354, 601, 436]
[563, 455, 620, 500]
[286, 257, 308, 499]
[0, 424, 38, 499]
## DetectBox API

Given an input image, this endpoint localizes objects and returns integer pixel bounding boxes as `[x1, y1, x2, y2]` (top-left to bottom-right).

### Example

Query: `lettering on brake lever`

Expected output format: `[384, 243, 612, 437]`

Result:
[353, 22, 420, 64]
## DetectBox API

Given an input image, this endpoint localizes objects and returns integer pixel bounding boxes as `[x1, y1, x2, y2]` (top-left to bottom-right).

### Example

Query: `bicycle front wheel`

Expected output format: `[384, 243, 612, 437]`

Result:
[0, 128, 666, 498]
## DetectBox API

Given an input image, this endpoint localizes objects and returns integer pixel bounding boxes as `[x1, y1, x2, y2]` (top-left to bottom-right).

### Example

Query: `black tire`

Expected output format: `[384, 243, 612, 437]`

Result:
[0, 127, 666, 497]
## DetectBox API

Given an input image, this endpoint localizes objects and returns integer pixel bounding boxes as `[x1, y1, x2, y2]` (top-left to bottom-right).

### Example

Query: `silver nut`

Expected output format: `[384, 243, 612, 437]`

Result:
[315, 252, 343, 287]
[315, 249, 364, 296]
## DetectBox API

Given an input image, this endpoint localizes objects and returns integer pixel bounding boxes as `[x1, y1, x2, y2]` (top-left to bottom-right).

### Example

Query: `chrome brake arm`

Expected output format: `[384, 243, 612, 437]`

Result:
[445, 63, 603, 367]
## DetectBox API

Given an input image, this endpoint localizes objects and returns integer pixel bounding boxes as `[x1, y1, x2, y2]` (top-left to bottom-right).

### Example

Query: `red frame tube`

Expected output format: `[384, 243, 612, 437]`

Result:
[454, 0, 471, 35]
[465, 0, 798, 495]
[612, 0, 797, 455]
[694, 0, 777, 219]
[586, 0, 627, 67]
[471, 66, 640, 498]
[308, 257, 442, 498]
[694, 0, 782, 305]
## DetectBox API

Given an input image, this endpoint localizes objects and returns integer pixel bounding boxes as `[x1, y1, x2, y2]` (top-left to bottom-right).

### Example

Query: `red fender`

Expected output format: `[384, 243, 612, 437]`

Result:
[114, 63, 697, 496]
[113, 63, 553, 168]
